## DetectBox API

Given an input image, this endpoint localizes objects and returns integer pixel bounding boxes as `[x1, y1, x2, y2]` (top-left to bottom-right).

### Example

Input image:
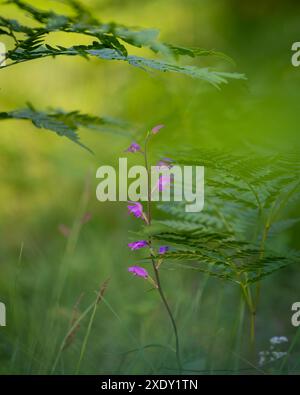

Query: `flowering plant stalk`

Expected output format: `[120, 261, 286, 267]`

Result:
[126, 126, 182, 373]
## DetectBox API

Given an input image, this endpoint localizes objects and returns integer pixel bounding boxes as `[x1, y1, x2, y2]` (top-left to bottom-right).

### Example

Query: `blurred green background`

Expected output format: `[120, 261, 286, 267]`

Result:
[0, 0, 299, 374]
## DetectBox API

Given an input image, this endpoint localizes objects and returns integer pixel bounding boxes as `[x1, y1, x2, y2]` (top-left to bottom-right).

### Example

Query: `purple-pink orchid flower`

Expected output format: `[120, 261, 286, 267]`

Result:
[158, 175, 172, 191]
[159, 246, 169, 254]
[151, 124, 165, 134]
[128, 266, 148, 278]
[125, 142, 142, 153]
[127, 201, 144, 219]
[128, 240, 148, 250]
[156, 158, 173, 169]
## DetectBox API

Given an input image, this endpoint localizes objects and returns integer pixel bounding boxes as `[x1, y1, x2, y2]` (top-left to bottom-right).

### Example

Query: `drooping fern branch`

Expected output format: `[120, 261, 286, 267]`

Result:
[0, 0, 245, 87]
[0, 0, 246, 151]
[0, 104, 131, 152]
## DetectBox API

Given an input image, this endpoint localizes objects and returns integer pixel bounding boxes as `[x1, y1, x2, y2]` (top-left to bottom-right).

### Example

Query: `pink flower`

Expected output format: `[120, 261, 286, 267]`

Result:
[156, 158, 173, 169]
[58, 224, 70, 238]
[127, 202, 144, 219]
[151, 124, 165, 134]
[81, 212, 92, 224]
[128, 266, 148, 278]
[158, 175, 171, 191]
[128, 240, 148, 250]
[125, 142, 142, 153]
[159, 246, 169, 254]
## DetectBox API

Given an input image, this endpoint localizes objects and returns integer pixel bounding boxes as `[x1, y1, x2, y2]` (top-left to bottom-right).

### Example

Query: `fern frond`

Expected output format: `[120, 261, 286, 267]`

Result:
[0, 0, 246, 87]
[0, 105, 130, 152]
[145, 228, 296, 285]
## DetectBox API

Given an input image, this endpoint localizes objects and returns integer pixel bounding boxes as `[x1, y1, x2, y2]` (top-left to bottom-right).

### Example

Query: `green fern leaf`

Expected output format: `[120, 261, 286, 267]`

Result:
[0, 106, 130, 152]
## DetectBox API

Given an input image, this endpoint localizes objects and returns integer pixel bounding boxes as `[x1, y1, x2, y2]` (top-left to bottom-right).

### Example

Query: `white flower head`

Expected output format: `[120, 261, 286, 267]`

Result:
[270, 336, 288, 345]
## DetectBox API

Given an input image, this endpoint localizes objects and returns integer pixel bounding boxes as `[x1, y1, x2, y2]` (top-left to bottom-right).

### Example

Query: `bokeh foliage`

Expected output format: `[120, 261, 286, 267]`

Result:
[0, 0, 299, 374]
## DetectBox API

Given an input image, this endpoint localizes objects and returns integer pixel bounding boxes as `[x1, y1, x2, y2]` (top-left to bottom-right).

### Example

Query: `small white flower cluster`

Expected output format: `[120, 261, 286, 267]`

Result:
[270, 336, 288, 345]
[259, 351, 287, 366]
[258, 336, 288, 367]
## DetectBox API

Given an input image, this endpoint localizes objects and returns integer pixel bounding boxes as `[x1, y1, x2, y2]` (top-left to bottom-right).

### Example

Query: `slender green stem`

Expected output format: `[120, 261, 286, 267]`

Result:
[254, 221, 269, 307]
[76, 301, 98, 374]
[233, 294, 245, 372]
[254, 182, 300, 312]
[143, 134, 182, 373]
[150, 254, 182, 372]
[279, 327, 300, 373]
[240, 284, 256, 345]
[49, 173, 92, 372]
[54, 172, 92, 304]
[51, 299, 97, 374]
